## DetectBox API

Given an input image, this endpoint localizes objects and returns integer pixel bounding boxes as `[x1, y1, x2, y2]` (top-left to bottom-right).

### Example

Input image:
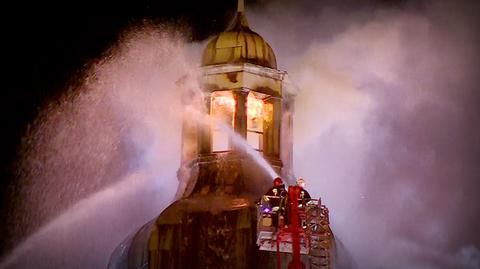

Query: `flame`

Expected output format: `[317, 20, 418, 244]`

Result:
[213, 95, 235, 111]
[247, 93, 264, 119]
[210, 91, 268, 128]
[211, 92, 235, 129]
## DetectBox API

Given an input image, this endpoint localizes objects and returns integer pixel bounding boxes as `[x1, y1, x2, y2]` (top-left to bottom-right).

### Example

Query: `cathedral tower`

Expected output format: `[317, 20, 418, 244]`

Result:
[108, 2, 305, 268]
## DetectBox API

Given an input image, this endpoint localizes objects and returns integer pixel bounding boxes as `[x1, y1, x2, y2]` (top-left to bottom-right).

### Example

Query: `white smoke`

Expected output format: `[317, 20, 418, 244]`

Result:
[2, 24, 203, 269]
[251, 0, 480, 268]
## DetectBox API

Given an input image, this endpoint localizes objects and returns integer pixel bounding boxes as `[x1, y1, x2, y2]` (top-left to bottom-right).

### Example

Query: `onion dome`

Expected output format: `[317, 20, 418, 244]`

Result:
[201, 4, 277, 69]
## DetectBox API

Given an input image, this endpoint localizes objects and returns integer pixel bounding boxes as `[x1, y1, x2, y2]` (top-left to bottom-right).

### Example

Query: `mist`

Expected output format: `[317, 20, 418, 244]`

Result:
[1, 25, 201, 269]
[250, 0, 480, 268]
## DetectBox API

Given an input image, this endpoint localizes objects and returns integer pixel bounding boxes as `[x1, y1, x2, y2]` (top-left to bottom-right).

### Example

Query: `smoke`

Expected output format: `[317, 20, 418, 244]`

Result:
[250, 0, 480, 268]
[2, 24, 204, 268]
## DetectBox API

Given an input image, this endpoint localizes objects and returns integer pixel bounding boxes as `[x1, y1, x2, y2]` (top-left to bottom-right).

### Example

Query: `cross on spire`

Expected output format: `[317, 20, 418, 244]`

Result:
[237, 0, 245, 13]
[227, 0, 249, 30]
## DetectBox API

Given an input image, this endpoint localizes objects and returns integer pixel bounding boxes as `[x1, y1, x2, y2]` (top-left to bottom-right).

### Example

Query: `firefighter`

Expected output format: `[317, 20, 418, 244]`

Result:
[265, 177, 287, 198]
[296, 178, 311, 201]
[295, 178, 311, 229]
[263, 177, 288, 227]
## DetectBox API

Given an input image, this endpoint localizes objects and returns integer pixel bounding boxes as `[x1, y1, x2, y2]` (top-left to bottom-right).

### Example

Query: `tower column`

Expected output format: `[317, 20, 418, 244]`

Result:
[233, 89, 248, 139]
[199, 92, 212, 155]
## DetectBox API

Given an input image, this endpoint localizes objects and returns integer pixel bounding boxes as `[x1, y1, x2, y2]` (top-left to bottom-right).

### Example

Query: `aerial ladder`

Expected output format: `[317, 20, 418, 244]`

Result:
[257, 186, 335, 269]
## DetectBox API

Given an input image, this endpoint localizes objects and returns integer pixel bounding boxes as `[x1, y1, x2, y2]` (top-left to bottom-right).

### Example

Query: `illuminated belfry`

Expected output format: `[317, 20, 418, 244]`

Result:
[108, 1, 335, 268]
[176, 0, 294, 199]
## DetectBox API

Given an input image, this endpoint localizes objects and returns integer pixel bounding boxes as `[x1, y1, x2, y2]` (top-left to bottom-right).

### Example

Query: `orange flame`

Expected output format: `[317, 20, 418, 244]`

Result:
[247, 94, 264, 119]
[213, 95, 235, 111]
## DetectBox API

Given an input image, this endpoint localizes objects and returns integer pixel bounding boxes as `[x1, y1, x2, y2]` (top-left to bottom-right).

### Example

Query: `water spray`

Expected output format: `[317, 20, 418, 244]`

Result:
[184, 105, 279, 180]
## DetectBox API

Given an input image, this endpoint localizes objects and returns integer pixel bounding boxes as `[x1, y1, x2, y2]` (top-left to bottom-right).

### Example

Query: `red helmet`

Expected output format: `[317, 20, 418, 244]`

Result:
[273, 177, 283, 187]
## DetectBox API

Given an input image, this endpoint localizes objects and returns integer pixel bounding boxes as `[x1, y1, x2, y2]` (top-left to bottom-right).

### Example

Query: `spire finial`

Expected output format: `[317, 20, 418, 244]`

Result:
[237, 0, 245, 13]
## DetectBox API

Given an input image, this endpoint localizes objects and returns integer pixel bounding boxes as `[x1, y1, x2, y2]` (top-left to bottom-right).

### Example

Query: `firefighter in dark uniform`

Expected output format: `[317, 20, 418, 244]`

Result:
[265, 177, 287, 198]
[263, 177, 287, 227]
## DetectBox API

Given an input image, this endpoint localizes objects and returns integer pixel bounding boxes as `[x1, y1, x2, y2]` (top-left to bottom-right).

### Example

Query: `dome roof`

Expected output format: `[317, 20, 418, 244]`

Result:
[201, 11, 277, 69]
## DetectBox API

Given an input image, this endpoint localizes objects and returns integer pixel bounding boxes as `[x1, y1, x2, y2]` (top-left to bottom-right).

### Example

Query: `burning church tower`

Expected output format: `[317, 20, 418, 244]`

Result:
[108, 1, 335, 268]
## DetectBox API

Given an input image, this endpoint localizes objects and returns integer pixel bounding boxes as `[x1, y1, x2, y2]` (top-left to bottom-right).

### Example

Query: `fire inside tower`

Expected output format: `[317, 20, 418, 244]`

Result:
[108, 1, 335, 268]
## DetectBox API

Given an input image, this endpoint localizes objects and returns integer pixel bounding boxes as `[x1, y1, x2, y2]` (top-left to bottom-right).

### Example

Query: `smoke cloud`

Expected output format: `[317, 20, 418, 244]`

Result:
[2, 24, 202, 268]
[250, 0, 480, 268]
